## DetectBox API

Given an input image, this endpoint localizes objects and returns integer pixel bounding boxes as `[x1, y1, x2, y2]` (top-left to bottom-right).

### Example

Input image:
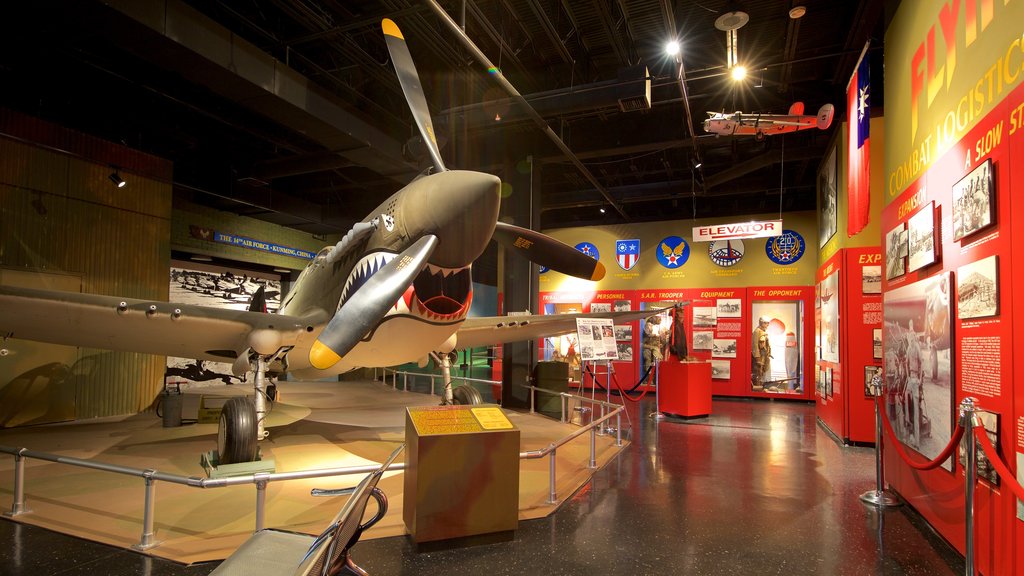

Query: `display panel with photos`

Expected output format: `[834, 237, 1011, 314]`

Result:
[819, 271, 840, 364]
[883, 273, 954, 470]
[712, 338, 737, 358]
[818, 144, 837, 248]
[907, 202, 937, 272]
[862, 265, 881, 294]
[957, 409, 999, 485]
[864, 365, 882, 397]
[957, 255, 998, 319]
[692, 331, 713, 350]
[952, 158, 994, 242]
[692, 306, 718, 326]
[885, 223, 908, 280]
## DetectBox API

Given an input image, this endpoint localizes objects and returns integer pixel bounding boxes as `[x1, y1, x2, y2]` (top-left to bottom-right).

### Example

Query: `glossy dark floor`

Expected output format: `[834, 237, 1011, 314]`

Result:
[1, 398, 963, 576]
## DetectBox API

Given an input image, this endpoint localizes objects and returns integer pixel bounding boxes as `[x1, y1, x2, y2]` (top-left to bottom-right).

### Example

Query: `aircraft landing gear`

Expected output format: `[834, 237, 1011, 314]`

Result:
[434, 350, 483, 406]
[216, 353, 281, 464]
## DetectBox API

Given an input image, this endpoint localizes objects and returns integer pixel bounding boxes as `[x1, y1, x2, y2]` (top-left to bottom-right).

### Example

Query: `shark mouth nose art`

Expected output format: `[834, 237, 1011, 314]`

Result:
[338, 252, 396, 308]
[407, 264, 472, 321]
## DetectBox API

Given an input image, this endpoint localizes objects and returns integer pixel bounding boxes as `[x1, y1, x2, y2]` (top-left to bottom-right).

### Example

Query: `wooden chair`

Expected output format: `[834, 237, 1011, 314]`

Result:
[210, 444, 404, 576]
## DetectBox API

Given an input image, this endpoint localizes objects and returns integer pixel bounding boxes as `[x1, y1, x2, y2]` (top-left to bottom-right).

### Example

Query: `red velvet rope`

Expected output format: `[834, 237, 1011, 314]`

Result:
[973, 427, 1024, 503]
[876, 394, 965, 470]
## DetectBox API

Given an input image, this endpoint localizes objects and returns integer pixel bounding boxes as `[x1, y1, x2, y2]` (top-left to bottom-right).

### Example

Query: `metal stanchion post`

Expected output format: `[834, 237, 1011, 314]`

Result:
[547, 446, 558, 504]
[960, 397, 979, 576]
[132, 471, 158, 551]
[859, 388, 901, 507]
[255, 476, 268, 531]
[650, 360, 665, 420]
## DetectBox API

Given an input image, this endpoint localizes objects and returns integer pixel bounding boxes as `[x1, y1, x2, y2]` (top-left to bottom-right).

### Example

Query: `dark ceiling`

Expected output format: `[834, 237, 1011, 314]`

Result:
[0, 0, 887, 237]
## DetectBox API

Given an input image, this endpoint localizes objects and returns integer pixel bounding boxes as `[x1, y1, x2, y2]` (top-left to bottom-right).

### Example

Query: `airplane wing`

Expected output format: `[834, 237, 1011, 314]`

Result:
[454, 308, 666, 349]
[0, 285, 315, 362]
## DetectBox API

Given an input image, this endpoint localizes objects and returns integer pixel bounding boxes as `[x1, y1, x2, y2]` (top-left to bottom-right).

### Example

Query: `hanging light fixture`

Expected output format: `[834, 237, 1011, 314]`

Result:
[108, 171, 126, 188]
[715, 5, 750, 79]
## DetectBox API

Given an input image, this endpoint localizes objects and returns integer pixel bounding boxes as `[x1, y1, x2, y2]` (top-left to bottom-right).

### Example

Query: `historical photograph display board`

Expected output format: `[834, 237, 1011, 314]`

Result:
[716, 298, 742, 318]
[957, 255, 998, 319]
[872, 328, 883, 359]
[883, 273, 953, 469]
[614, 326, 633, 341]
[711, 360, 731, 380]
[819, 270, 840, 364]
[952, 158, 994, 242]
[907, 202, 937, 273]
[885, 223, 908, 280]
[692, 306, 718, 327]
[862, 265, 881, 294]
[576, 318, 618, 361]
[590, 302, 612, 313]
[819, 144, 838, 248]
[712, 339, 737, 358]
[864, 365, 882, 397]
[692, 331, 714, 350]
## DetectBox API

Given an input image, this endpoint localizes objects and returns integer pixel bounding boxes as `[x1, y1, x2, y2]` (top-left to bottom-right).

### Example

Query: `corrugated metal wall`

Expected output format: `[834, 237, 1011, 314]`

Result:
[0, 111, 173, 420]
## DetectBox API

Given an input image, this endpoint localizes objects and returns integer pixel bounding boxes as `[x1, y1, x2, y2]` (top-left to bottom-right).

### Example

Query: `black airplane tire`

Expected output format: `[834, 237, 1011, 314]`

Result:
[452, 384, 483, 405]
[218, 396, 258, 464]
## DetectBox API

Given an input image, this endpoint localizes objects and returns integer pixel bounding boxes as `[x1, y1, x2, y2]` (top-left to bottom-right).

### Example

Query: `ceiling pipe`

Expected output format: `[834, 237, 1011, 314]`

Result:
[423, 0, 629, 221]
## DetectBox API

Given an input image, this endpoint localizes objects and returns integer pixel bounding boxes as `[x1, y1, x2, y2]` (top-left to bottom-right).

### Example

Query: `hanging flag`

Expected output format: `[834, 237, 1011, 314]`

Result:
[847, 41, 871, 236]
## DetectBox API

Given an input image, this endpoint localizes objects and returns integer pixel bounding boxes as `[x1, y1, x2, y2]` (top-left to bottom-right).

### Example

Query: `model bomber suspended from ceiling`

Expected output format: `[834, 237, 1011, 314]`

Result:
[703, 102, 835, 141]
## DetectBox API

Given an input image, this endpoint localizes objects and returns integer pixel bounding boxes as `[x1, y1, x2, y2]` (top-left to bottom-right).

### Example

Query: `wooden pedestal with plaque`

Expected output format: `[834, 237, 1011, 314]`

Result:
[403, 404, 520, 550]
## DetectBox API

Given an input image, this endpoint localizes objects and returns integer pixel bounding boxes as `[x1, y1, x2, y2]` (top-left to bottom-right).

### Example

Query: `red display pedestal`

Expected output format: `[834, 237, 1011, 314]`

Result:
[657, 361, 712, 418]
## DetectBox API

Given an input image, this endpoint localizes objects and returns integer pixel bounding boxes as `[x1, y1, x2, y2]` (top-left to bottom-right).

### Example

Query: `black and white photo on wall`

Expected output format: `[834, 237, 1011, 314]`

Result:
[907, 201, 937, 273]
[717, 298, 742, 318]
[825, 367, 833, 398]
[590, 302, 611, 313]
[862, 265, 882, 294]
[616, 343, 634, 362]
[885, 222, 908, 280]
[693, 306, 718, 327]
[614, 325, 633, 341]
[952, 158, 994, 242]
[711, 359, 731, 380]
[864, 365, 883, 397]
[872, 328, 883, 359]
[819, 144, 838, 248]
[957, 255, 999, 319]
[712, 338, 737, 358]
[692, 331, 713, 350]
[883, 273, 954, 470]
[957, 409, 1000, 485]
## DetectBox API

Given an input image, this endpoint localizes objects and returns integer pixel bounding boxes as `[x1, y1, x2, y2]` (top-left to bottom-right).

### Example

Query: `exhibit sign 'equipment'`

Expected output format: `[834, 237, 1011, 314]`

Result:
[702, 102, 835, 141]
[0, 18, 660, 465]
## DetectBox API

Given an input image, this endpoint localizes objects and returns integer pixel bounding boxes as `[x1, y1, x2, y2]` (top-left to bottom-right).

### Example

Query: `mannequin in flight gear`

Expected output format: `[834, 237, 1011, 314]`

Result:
[752, 316, 772, 388]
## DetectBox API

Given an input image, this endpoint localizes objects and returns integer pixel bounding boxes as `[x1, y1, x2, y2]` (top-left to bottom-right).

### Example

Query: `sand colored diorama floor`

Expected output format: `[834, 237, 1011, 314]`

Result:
[0, 381, 625, 564]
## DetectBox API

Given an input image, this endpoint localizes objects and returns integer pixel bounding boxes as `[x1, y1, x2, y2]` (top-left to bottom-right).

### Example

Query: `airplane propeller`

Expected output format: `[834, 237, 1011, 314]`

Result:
[382, 18, 446, 174]
[309, 235, 439, 369]
[492, 222, 606, 280]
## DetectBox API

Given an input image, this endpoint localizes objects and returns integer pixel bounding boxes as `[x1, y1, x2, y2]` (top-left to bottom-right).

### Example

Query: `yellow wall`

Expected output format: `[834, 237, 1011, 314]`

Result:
[541, 210, 818, 292]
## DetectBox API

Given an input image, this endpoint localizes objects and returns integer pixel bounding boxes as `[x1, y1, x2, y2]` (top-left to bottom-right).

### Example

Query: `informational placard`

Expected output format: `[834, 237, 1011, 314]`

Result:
[575, 317, 618, 361]
[471, 407, 514, 430]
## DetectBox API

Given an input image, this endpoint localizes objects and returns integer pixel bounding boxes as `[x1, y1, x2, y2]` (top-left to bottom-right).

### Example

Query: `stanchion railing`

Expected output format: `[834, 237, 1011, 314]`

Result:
[859, 390, 901, 507]
[0, 386, 622, 550]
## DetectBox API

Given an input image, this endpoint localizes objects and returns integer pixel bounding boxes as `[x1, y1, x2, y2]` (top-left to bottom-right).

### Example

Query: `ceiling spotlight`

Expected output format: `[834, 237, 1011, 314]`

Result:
[599, 207, 606, 214]
[190, 254, 212, 262]
[731, 66, 748, 81]
[694, 161, 703, 169]
[666, 41, 680, 57]
[789, 5, 807, 19]
[272, 267, 292, 274]
[108, 171, 126, 188]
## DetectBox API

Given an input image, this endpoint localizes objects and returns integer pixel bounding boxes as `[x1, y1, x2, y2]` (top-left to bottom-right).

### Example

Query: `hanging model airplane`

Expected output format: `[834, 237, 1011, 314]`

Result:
[702, 102, 835, 141]
[0, 18, 660, 464]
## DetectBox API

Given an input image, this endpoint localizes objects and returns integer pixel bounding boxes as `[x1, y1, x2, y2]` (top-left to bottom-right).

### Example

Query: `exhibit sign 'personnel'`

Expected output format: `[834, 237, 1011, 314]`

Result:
[752, 316, 772, 388]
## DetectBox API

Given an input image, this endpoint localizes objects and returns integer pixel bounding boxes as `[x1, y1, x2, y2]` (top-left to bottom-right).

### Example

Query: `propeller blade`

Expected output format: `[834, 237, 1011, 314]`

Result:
[309, 235, 439, 369]
[382, 18, 446, 173]
[492, 221, 605, 281]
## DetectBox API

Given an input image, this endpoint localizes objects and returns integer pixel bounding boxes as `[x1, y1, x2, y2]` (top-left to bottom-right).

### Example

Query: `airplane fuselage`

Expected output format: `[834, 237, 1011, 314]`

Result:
[279, 169, 501, 378]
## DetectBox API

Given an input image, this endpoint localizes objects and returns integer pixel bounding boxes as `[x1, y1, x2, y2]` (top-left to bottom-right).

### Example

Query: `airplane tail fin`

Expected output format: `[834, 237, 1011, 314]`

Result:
[788, 102, 805, 116]
[817, 104, 835, 130]
[248, 286, 268, 313]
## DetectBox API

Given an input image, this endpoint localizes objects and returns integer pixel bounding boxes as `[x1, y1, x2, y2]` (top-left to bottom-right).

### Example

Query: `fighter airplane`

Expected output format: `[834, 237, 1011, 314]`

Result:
[702, 102, 834, 141]
[0, 19, 659, 464]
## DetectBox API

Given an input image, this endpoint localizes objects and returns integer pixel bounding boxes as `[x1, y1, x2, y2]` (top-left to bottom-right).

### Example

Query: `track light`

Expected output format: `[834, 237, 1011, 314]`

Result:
[108, 171, 126, 188]
[665, 41, 680, 57]
[599, 207, 606, 214]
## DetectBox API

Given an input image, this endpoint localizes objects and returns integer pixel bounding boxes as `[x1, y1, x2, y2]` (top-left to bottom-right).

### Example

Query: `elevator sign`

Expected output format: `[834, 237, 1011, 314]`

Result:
[692, 219, 783, 242]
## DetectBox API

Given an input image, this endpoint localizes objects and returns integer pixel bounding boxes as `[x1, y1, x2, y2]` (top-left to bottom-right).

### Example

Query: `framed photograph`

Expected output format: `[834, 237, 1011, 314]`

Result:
[952, 159, 994, 242]
[818, 367, 826, 397]
[818, 144, 838, 248]
[885, 223, 908, 280]
[862, 265, 881, 294]
[712, 338, 737, 358]
[957, 255, 998, 319]
[907, 202, 937, 272]
[825, 367, 833, 398]
[957, 409, 999, 485]
[613, 300, 631, 312]
[814, 283, 821, 309]
[692, 331, 714, 350]
[589, 302, 612, 313]
[883, 273, 954, 470]
[614, 325, 633, 341]
[711, 359, 731, 380]
[820, 270, 840, 364]
[864, 365, 883, 397]
[872, 328, 883, 359]
[693, 306, 718, 327]
[615, 343, 634, 362]
[716, 298, 742, 318]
